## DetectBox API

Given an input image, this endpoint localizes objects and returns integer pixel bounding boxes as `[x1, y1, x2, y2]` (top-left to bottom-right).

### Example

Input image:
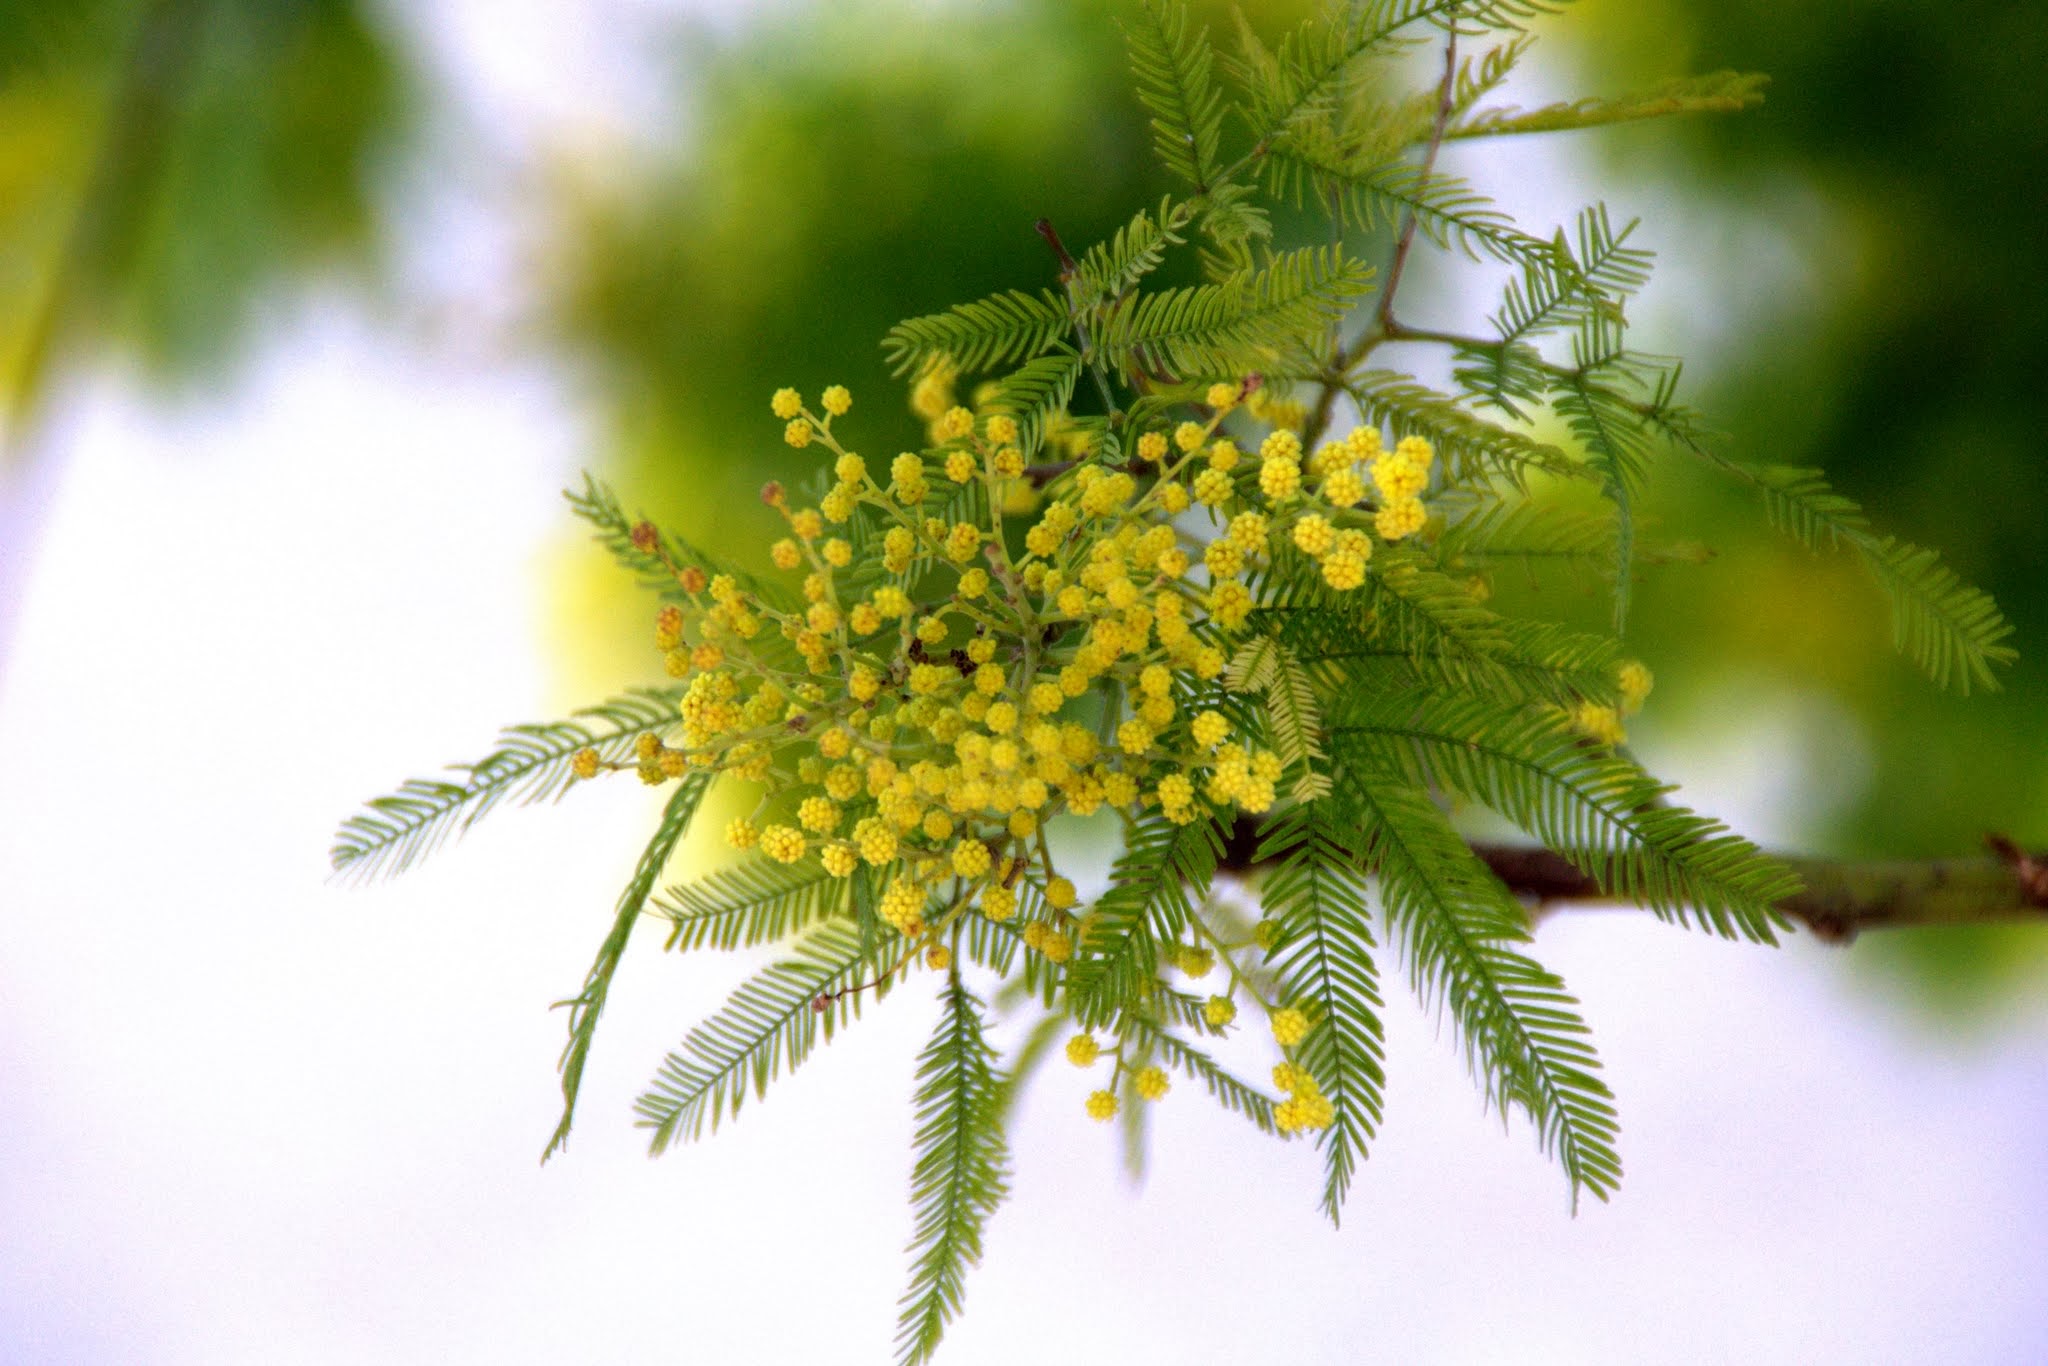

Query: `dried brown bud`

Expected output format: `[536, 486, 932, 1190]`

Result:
[630, 521, 660, 552]
[678, 566, 707, 593]
[760, 480, 785, 507]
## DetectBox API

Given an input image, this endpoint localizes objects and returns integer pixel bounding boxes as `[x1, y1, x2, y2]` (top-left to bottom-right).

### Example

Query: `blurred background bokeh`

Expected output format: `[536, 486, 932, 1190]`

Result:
[3, 1, 2044, 1361]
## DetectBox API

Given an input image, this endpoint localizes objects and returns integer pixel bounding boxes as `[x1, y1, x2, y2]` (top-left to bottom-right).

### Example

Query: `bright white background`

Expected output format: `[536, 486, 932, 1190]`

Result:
[3, 3, 2046, 1362]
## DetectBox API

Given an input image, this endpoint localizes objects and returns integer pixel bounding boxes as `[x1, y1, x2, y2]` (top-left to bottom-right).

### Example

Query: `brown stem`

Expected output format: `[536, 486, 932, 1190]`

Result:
[1218, 817, 2048, 944]
[1303, 26, 1462, 451]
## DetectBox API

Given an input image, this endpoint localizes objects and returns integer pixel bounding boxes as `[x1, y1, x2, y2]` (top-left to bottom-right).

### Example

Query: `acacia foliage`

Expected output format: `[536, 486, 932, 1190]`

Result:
[336, 3, 2012, 1360]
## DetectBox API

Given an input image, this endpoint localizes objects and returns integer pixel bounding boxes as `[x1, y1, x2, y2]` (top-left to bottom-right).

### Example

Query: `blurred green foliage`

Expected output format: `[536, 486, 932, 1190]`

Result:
[1558, 0, 2048, 1005]
[0, 0, 405, 428]
[11, 0, 2040, 1008]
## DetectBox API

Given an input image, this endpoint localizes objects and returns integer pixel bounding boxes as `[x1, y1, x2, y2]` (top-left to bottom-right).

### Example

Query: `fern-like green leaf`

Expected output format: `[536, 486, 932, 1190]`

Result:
[1227, 635, 1331, 800]
[1065, 814, 1220, 1027]
[548, 772, 713, 1160]
[1704, 461, 2017, 693]
[1254, 807, 1388, 1220]
[883, 289, 1069, 377]
[565, 474, 795, 611]
[1070, 198, 1190, 314]
[635, 918, 876, 1152]
[1345, 370, 1583, 487]
[655, 858, 847, 953]
[895, 978, 1011, 1366]
[1448, 71, 1769, 140]
[1123, 1014, 1277, 1134]
[1332, 689, 1801, 941]
[1335, 764, 1620, 1207]
[1122, 1, 1227, 191]
[330, 689, 681, 883]
[1097, 245, 1369, 382]
[990, 346, 1083, 458]
[1267, 140, 1556, 268]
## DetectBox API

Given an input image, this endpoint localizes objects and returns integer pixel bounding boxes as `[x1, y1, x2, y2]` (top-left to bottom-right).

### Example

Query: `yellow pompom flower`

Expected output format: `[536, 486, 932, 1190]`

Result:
[1571, 701, 1628, 746]
[1203, 995, 1237, 1028]
[821, 845, 858, 878]
[1227, 511, 1269, 555]
[1205, 381, 1239, 411]
[1134, 1067, 1170, 1101]
[1271, 1007, 1311, 1047]
[1191, 710, 1229, 749]
[1291, 514, 1335, 557]
[1617, 660, 1655, 714]
[944, 450, 976, 483]
[784, 418, 813, 448]
[798, 796, 840, 834]
[760, 824, 807, 864]
[571, 747, 602, 780]
[1136, 431, 1168, 463]
[1174, 420, 1207, 453]
[1207, 580, 1253, 629]
[725, 817, 758, 851]
[771, 387, 803, 420]
[1322, 466, 1365, 508]
[1374, 497, 1427, 541]
[1066, 1034, 1100, 1067]
[1085, 1090, 1118, 1121]
[1259, 453, 1300, 500]
[952, 839, 993, 878]
[821, 384, 852, 416]
[1044, 875, 1077, 910]
[986, 413, 1019, 444]
[1192, 468, 1234, 507]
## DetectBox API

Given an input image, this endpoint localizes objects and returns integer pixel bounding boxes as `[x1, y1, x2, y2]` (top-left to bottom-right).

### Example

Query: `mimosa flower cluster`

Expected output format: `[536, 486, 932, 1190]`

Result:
[574, 378, 1461, 1124]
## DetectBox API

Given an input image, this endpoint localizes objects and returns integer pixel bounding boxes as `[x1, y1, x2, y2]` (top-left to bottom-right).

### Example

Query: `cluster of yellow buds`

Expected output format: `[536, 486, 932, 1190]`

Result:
[1272, 1061, 1336, 1134]
[573, 377, 1449, 1131]
[1568, 659, 1656, 748]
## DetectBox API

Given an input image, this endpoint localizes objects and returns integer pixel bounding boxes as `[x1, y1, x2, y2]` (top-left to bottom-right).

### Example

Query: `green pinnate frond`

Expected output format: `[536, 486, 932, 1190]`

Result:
[1266, 139, 1557, 268]
[1065, 814, 1221, 1027]
[635, 919, 875, 1152]
[1446, 37, 1536, 124]
[550, 772, 713, 1160]
[990, 346, 1083, 458]
[1097, 245, 1369, 381]
[330, 688, 681, 883]
[1479, 204, 1650, 370]
[1253, 808, 1388, 1221]
[1448, 70, 1769, 140]
[1225, 634, 1330, 798]
[1226, 0, 1550, 156]
[1070, 198, 1190, 314]
[655, 858, 847, 953]
[566, 474, 793, 610]
[1858, 535, 2017, 696]
[1335, 764, 1621, 1208]
[1259, 639, 1333, 800]
[895, 979, 1011, 1366]
[1225, 633, 1282, 691]
[1123, 1014, 1277, 1135]
[1706, 461, 2016, 694]
[1332, 690, 1800, 942]
[883, 288, 1069, 377]
[1551, 375, 1649, 629]
[1437, 499, 1619, 592]
[1121, 1, 1228, 191]
[1345, 370, 1583, 486]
